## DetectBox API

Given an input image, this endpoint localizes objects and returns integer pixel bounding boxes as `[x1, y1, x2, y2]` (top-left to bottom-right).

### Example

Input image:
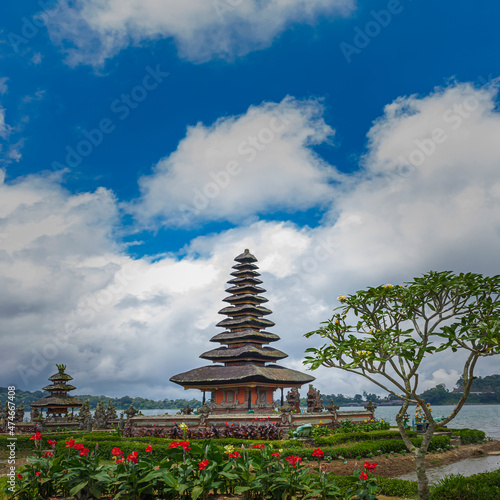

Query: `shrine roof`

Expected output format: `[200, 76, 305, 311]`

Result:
[210, 329, 280, 343]
[222, 294, 268, 304]
[48, 372, 73, 381]
[216, 316, 275, 329]
[234, 249, 257, 263]
[200, 344, 287, 361]
[42, 384, 77, 392]
[170, 363, 315, 387]
[225, 284, 266, 294]
[30, 396, 84, 407]
[230, 269, 261, 278]
[218, 304, 272, 316]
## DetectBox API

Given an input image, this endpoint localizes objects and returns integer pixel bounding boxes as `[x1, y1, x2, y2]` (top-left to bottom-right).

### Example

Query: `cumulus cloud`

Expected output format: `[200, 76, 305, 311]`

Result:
[133, 96, 339, 227]
[45, 0, 355, 67]
[3, 81, 500, 400]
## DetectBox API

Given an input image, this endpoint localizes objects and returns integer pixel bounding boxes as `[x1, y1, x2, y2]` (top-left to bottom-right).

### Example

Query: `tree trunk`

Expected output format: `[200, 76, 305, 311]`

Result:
[414, 448, 430, 500]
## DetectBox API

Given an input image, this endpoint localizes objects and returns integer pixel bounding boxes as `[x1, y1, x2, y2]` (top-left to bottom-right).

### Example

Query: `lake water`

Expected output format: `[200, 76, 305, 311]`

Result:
[366, 404, 500, 440]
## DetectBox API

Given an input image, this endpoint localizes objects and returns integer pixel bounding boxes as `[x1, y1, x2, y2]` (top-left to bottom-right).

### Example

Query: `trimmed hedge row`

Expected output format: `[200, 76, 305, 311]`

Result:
[453, 428, 486, 444]
[315, 429, 418, 445]
[276, 435, 450, 460]
[430, 469, 500, 499]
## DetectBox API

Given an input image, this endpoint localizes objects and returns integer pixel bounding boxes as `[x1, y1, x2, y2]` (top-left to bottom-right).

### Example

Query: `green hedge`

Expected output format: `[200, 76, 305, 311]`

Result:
[315, 429, 418, 446]
[274, 435, 451, 460]
[430, 469, 500, 499]
[453, 428, 486, 444]
[377, 477, 418, 498]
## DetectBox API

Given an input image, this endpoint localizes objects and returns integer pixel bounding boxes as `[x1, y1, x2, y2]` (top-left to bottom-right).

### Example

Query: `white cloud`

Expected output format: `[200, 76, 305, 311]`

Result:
[133, 96, 340, 227]
[0, 106, 11, 140]
[31, 53, 43, 65]
[46, 0, 354, 67]
[3, 81, 500, 402]
[0, 78, 8, 95]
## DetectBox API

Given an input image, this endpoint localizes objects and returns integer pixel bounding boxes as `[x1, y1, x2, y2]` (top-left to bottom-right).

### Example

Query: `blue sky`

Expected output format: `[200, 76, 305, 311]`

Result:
[2, 0, 500, 400]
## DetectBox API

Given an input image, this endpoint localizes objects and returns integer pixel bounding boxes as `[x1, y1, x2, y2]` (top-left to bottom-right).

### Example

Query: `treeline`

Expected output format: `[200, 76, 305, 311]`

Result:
[418, 374, 500, 405]
[3, 374, 500, 410]
[0, 388, 203, 410]
[320, 374, 500, 406]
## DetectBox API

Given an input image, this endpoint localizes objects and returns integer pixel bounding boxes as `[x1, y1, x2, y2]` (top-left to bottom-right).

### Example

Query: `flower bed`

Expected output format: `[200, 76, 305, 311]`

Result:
[6, 432, 379, 499]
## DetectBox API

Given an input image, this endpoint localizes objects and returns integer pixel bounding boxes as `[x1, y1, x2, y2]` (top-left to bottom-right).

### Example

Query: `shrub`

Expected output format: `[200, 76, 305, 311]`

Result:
[315, 429, 418, 446]
[453, 428, 486, 444]
[430, 469, 500, 499]
[124, 421, 283, 440]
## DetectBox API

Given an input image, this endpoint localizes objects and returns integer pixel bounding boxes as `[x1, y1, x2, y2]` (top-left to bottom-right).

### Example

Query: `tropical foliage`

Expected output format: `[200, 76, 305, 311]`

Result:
[6, 432, 378, 499]
[304, 271, 500, 500]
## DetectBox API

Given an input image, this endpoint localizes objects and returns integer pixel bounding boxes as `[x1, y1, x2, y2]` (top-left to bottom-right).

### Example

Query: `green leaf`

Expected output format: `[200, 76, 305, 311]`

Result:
[191, 485, 204, 500]
[69, 480, 88, 496]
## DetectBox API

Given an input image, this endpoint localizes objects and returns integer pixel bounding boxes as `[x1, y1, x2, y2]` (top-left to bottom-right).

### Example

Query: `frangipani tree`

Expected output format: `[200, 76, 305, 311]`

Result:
[304, 271, 500, 500]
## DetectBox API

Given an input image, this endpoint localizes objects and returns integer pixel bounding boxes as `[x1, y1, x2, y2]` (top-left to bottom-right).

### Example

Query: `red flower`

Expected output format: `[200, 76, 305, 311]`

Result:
[271, 452, 280, 458]
[43, 452, 53, 458]
[116, 458, 124, 464]
[35, 472, 41, 476]
[79, 448, 90, 457]
[72, 443, 84, 451]
[228, 452, 241, 458]
[252, 444, 265, 449]
[285, 455, 302, 467]
[65, 438, 75, 448]
[168, 440, 191, 450]
[47, 440, 57, 448]
[363, 462, 378, 471]
[198, 459, 209, 470]
[17, 474, 22, 479]
[29, 432, 42, 441]
[145, 445, 153, 453]
[179, 441, 191, 451]
[312, 448, 324, 458]
[127, 451, 139, 463]
[359, 472, 368, 480]
[112, 447, 123, 456]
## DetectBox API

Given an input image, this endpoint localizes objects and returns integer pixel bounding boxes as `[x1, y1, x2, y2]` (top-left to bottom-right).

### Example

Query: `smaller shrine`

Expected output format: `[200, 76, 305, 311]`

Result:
[30, 364, 84, 419]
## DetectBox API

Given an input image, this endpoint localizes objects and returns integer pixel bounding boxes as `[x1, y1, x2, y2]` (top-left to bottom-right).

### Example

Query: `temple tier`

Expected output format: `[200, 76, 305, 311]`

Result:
[30, 364, 84, 418]
[170, 249, 314, 413]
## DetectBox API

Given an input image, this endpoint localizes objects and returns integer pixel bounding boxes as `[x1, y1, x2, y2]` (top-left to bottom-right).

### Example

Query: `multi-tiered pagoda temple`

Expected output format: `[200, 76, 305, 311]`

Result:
[30, 364, 84, 418]
[170, 250, 314, 413]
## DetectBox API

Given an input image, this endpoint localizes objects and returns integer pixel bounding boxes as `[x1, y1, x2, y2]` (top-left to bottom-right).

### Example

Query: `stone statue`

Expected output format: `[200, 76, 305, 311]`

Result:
[106, 401, 118, 421]
[286, 388, 301, 412]
[124, 404, 138, 421]
[363, 400, 377, 415]
[279, 401, 293, 425]
[314, 387, 323, 412]
[307, 385, 323, 413]
[325, 400, 339, 416]
[15, 402, 25, 423]
[292, 423, 313, 438]
[94, 401, 107, 429]
[77, 401, 92, 430]
[31, 407, 41, 421]
[180, 404, 194, 415]
[198, 402, 212, 425]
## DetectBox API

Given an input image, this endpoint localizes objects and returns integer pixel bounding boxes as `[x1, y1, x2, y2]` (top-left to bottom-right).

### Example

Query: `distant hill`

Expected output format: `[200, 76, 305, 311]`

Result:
[0, 387, 202, 410]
